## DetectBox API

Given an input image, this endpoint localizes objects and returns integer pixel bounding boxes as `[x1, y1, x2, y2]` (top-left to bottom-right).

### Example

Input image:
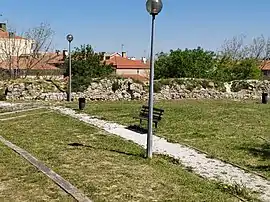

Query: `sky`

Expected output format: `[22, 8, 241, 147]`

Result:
[1, 0, 270, 58]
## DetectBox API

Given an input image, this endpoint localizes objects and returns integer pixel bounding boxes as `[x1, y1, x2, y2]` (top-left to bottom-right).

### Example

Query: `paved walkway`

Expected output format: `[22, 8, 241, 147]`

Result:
[53, 106, 270, 202]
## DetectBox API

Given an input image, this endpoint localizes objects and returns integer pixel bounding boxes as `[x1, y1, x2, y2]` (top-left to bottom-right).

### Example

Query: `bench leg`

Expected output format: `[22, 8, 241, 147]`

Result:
[154, 122, 157, 129]
[139, 119, 142, 128]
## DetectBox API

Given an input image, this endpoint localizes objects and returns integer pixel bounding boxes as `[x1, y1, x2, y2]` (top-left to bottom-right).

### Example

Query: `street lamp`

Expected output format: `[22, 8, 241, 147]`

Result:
[146, 0, 163, 159]
[66, 34, 73, 102]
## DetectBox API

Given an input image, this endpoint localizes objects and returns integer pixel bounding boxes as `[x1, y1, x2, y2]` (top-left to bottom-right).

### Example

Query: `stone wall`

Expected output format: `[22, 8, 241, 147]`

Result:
[1, 78, 270, 101]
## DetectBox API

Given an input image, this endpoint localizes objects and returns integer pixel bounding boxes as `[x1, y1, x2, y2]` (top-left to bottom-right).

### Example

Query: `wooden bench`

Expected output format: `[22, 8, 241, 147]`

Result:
[134, 105, 164, 129]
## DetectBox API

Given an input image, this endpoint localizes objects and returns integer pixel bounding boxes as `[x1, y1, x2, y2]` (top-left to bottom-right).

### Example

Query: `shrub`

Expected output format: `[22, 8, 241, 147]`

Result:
[154, 81, 163, 93]
[112, 81, 121, 92]
[231, 81, 249, 92]
[0, 88, 6, 101]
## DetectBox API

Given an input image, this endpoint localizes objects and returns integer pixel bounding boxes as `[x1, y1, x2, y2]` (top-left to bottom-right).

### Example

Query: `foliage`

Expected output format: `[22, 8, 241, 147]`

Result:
[0, 88, 6, 101]
[231, 80, 250, 92]
[0, 69, 9, 80]
[112, 80, 121, 92]
[154, 45, 262, 82]
[155, 47, 217, 80]
[64, 44, 114, 92]
[154, 81, 163, 93]
[213, 58, 261, 81]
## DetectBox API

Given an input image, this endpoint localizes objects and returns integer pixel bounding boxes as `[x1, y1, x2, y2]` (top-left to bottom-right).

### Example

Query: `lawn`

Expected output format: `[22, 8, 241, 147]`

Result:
[66, 99, 270, 179]
[0, 141, 73, 201]
[0, 109, 242, 201]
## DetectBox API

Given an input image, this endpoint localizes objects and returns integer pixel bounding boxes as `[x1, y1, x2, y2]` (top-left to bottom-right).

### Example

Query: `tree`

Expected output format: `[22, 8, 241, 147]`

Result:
[0, 23, 55, 78]
[155, 47, 217, 79]
[65, 44, 114, 92]
[220, 34, 270, 61]
[213, 58, 261, 81]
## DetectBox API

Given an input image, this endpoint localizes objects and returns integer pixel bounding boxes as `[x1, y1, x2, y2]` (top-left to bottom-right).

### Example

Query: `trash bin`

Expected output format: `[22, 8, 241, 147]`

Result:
[262, 93, 268, 104]
[78, 98, 86, 110]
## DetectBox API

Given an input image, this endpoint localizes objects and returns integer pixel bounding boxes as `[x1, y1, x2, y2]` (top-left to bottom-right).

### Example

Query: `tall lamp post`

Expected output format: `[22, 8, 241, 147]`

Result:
[146, 0, 163, 158]
[66, 34, 73, 102]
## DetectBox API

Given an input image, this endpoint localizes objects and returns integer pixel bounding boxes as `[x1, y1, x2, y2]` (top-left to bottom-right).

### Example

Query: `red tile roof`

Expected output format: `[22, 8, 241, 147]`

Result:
[0, 30, 26, 40]
[0, 53, 63, 70]
[105, 55, 149, 69]
[261, 61, 270, 70]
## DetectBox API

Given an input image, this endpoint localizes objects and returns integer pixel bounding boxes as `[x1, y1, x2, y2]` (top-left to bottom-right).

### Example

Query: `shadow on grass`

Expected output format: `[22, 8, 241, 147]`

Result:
[246, 143, 270, 160]
[68, 142, 145, 158]
[125, 125, 148, 134]
[238, 143, 270, 173]
[248, 165, 270, 172]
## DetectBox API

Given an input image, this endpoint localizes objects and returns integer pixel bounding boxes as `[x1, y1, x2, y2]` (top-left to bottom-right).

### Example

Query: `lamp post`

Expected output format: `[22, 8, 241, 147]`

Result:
[66, 34, 73, 102]
[146, 0, 163, 158]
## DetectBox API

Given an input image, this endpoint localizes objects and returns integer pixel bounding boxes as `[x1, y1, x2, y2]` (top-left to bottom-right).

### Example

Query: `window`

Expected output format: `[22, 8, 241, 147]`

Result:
[137, 69, 139, 74]
[105, 56, 110, 60]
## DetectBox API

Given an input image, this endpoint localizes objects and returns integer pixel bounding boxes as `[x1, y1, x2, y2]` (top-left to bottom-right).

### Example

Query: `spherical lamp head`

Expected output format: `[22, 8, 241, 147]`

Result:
[146, 0, 163, 15]
[66, 34, 73, 42]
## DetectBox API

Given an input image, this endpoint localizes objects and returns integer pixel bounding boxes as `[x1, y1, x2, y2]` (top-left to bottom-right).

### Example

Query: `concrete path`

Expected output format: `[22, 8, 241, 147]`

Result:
[53, 106, 270, 202]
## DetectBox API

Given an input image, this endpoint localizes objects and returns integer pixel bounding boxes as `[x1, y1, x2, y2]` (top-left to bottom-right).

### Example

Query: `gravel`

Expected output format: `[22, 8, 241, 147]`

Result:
[0, 101, 15, 108]
[53, 106, 270, 202]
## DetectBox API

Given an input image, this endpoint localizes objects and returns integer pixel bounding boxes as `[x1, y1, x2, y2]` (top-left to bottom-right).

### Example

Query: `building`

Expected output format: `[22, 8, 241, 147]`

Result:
[104, 52, 150, 81]
[0, 23, 34, 60]
[0, 22, 65, 78]
[261, 60, 270, 77]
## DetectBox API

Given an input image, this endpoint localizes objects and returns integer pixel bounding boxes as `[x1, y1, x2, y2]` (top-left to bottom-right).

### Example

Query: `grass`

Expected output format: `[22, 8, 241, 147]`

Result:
[0, 142, 73, 202]
[0, 110, 243, 201]
[66, 99, 270, 179]
[0, 108, 48, 119]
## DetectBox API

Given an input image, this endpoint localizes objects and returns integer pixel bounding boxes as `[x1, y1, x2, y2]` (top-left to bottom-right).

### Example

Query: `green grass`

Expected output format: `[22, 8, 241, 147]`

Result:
[0, 142, 73, 202]
[66, 99, 270, 179]
[0, 108, 49, 119]
[0, 111, 243, 201]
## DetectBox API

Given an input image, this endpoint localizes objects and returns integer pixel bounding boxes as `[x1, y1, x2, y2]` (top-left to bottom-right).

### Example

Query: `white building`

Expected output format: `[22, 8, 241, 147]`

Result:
[0, 23, 33, 60]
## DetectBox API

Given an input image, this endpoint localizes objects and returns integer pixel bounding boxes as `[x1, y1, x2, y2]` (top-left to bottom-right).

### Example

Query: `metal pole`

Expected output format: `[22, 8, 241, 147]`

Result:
[147, 14, 156, 158]
[68, 42, 72, 102]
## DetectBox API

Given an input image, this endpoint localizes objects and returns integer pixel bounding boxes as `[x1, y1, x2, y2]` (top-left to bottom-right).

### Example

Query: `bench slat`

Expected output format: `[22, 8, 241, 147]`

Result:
[134, 105, 164, 129]
[142, 105, 164, 112]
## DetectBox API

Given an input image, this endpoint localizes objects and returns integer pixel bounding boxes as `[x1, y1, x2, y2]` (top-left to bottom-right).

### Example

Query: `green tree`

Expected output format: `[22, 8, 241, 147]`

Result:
[65, 44, 114, 92]
[155, 47, 217, 79]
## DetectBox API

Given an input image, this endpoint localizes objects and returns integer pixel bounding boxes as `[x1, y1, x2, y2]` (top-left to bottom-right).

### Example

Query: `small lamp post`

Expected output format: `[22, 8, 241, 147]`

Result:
[146, 0, 163, 158]
[66, 34, 73, 102]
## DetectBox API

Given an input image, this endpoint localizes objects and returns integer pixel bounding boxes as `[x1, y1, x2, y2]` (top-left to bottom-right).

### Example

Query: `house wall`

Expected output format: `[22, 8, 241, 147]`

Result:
[116, 68, 148, 76]
[262, 70, 270, 76]
[0, 38, 33, 60]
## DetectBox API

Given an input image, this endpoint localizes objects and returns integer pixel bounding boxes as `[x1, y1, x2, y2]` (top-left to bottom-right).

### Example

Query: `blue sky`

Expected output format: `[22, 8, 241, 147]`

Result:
[1, 0, 270, 57]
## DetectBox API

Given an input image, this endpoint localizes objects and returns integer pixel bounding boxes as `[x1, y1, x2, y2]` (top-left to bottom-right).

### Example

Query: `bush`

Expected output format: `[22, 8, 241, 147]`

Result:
[112, 81, 121, 92]
[0, 69, 10, 80]
[0, 88, 6, 101]
[64, 44, 114, 92]
[154, 48, 262, 82]
[154, 81, 163, 93]
[231, 81, 250, 92]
